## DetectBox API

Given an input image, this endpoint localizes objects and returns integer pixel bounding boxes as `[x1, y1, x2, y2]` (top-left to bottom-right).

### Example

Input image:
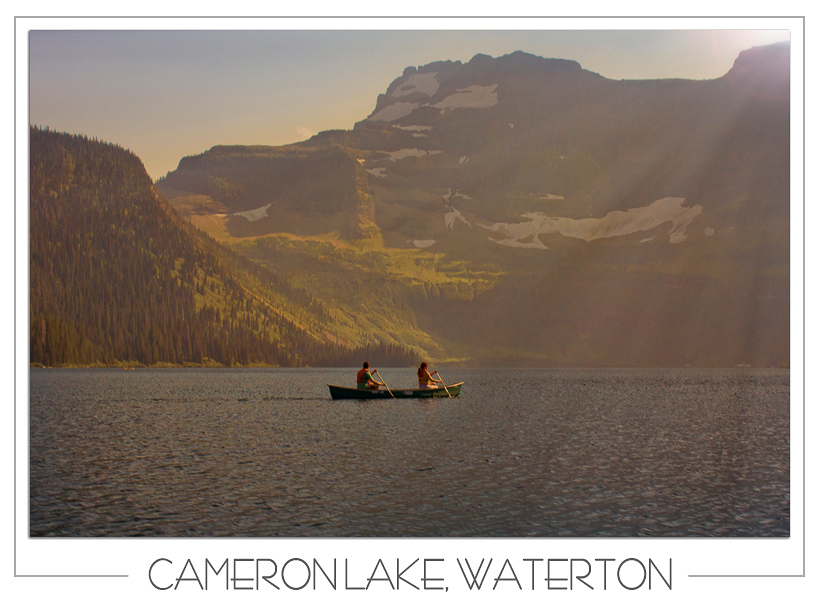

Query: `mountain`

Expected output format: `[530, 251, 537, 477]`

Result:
[29, 126, 419, 367]
[155, 43, 790, 367]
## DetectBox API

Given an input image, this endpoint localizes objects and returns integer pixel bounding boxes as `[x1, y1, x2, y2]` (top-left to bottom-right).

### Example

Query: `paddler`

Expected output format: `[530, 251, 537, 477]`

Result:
[356, 361, 385, 390]
[417, 362, 440, 389]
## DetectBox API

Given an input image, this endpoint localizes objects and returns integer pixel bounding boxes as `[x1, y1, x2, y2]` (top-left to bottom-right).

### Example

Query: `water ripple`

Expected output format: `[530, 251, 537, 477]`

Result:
[30, 368, 789, 536]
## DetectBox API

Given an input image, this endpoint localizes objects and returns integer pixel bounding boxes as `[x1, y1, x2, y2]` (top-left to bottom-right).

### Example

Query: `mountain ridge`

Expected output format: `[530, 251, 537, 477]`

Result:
[150, 42, 789, 366]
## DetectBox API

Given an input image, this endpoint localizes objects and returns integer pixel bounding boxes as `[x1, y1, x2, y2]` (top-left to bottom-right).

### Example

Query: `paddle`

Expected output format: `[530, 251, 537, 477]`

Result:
[433, 373, 452, 398]
[375, 371, 395, 399]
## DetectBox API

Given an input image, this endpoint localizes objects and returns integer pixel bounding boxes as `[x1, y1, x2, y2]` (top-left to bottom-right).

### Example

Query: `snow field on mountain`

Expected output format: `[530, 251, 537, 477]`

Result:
[477, 197, 703, 248]
[368, 69, 499, 122]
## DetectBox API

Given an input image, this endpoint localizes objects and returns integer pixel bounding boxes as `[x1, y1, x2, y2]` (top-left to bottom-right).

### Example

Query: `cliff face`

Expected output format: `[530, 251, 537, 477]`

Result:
[157, 44, 790, 367]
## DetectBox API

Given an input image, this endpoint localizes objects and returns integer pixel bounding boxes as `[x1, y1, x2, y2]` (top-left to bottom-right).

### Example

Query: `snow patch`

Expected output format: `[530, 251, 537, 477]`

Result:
[539, 194, 564, 201]
[489, 234, 549, 250]
[704, 227, 715, 236]
[442, 188, 472, 202]
[392, 72, 439, 98]
[445, 207, 472, 230]
[366, 167, 387, 178]
[432, 84, 499, 113]
[459, 156, 469, 164]
[479, 197, 702, 248]
[408, 239, 436, 248]
[233, 203, 272, 222]
[395, 125, 430, 138]
[382, 149, 442, 162]
[368, 102, 419, 122]
[368, 82, 498, 122]
[397, 125, 433, 132]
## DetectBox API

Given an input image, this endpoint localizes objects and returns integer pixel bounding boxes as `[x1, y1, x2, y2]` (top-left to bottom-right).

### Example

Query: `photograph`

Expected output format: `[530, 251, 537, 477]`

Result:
[12, 15, 810, 609]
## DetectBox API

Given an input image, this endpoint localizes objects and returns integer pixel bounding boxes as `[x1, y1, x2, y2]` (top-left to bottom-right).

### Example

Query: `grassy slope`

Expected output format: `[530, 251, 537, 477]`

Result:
[188, 212, 500, 361]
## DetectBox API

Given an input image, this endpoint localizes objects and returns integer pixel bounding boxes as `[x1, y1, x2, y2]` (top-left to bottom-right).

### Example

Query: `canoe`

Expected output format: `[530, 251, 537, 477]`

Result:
[328, 382, 463, 400]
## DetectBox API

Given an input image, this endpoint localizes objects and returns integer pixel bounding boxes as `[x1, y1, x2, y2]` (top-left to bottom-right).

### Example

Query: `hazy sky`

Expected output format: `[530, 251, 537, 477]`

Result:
[28, 28, 791, 180]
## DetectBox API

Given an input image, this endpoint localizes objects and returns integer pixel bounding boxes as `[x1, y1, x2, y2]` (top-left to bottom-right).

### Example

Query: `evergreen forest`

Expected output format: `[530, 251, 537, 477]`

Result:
[29, 126, 419, 368]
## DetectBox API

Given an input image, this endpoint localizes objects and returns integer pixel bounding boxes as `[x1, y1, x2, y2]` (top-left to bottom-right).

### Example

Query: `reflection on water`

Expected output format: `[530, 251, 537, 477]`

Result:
[29, 368, 789, 536]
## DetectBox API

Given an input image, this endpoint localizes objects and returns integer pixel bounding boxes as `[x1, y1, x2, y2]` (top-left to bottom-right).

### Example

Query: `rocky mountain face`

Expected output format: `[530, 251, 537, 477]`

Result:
[156, 43, 790, 367]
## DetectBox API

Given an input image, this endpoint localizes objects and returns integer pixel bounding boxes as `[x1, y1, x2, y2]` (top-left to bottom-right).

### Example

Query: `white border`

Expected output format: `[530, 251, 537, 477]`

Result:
[10, 14, 811, 610]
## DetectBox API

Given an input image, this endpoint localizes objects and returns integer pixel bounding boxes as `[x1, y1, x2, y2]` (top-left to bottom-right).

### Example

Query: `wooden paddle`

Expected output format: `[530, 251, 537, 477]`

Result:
[375, 371, 395, 399]
[434, 374, 452, 398]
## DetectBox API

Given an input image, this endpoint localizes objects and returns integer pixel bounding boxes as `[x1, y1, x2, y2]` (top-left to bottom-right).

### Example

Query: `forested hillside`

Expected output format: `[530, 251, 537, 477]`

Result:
[29, 126, 418, 367]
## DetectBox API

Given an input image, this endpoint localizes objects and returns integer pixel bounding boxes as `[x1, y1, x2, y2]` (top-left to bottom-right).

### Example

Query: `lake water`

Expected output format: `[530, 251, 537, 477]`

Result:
[29, 368, 789, 537]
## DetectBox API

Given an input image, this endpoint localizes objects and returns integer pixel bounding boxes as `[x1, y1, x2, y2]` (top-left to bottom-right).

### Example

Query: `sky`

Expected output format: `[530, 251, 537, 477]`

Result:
[28, 27, 791, 181]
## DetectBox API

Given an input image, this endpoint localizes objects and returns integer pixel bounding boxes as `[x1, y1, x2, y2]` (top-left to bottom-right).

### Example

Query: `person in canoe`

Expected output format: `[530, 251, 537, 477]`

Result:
[357, 361, 385, 390]
[417, 362, 440, 389]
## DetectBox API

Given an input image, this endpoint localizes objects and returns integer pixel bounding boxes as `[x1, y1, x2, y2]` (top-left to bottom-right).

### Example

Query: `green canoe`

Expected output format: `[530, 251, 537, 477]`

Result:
[328, 382, 463, 400]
